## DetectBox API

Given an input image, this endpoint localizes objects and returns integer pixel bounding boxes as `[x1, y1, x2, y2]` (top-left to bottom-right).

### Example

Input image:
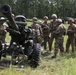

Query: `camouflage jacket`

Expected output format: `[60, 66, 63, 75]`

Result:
[67, 24, 76, 37]
[42, 22, 50, 37]
[31, 23, 43, 36]
[53, 24, 66, 39]
[31, 23, 43, 43]
[49, 20, 57, 32]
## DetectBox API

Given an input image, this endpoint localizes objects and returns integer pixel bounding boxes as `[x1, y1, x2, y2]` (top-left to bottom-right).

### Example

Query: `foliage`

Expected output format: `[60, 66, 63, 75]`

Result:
[0, 0, 76, 18]
[0, 21, 75, 75]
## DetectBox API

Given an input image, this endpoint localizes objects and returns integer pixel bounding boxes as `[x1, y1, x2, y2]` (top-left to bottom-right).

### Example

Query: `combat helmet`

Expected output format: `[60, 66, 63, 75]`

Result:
[15, 15, 27, 26]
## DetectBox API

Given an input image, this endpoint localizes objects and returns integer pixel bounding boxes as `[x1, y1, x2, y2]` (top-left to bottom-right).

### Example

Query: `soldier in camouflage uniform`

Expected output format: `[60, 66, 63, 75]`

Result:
[31, 17, 43, 44]
[51, 19, 66, 58]
[41, 16, 50, 51]
[49, 14, 57, 51]
[0, 17, 7, 43]
[66, 18, 76, 53]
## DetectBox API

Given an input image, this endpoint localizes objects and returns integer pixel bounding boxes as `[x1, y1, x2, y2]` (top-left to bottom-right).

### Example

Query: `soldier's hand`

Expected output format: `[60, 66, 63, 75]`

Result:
[68, 30, 72, 32]
[67, 30, 73, 33]
[6, 27, 10, 32]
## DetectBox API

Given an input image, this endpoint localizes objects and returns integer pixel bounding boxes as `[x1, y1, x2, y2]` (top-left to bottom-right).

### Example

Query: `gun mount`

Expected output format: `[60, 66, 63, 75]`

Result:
[0, 4, 41, 68]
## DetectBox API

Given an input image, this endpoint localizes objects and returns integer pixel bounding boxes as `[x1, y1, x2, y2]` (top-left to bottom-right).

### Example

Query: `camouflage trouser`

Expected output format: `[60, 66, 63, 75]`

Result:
[54, 37, 64, 56]
[48, 33, 55, 51]
[41, 36, 50, 50]
[0, 35, 6, 43]
[66, 37, 75, 52]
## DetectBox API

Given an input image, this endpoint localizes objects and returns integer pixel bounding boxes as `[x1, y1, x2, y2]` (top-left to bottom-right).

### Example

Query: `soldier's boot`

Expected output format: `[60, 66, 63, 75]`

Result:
[66, 40, 70, 53]
[60, 51, 64, 56]
[44, 42, 47, 51]
[51, 49, 58, 58]
[72, 46, 75, 53]
[60, 48, 64, 56]
[66, 45, 70, 53]
[48, 37, 54, 51]
[48, 44, 52, 52]
[66, 49, 69, 53]
[49, 41, 52, 51]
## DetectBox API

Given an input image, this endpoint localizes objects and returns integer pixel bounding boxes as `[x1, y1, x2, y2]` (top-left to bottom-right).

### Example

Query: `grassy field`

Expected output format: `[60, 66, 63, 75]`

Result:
[0, 22, 76, 75]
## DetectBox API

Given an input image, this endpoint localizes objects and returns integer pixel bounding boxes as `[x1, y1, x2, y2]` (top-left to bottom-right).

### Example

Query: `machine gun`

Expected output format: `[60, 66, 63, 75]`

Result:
[0, 4, 41, 68]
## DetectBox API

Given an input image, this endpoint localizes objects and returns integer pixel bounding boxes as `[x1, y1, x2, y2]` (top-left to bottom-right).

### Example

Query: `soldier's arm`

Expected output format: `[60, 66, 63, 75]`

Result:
[67, 26, 76, 33]
[53, 26, 61, 34]
[39, 25, 43, 36]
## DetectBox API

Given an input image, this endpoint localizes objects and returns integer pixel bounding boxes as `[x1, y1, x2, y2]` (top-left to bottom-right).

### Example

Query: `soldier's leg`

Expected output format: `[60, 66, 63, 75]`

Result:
[71, 38, 75, 53]
[48, 35, 54, 51]
[44, 37, 47, 50]
[2, 36, 6, 43]
[59, 39, 64, 55]
[66, 38, 70, 53]
[51, 40, 59, 58]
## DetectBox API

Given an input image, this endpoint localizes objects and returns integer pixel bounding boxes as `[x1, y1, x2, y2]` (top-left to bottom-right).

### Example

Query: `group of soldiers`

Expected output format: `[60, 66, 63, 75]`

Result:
[0, 14, 76, 58]
[30, 14, 76, 58]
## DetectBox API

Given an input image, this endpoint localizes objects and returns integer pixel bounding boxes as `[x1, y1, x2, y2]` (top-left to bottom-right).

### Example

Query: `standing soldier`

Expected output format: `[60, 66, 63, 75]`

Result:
[41, 16, 50, 51]
[49, 14, 57, 51]
[66, 18, 76, 53]
[31, 17, 43, 44]
[0, 17, 7, 43]
[51, 19, 66, 58]
[0, 17, 7, 58]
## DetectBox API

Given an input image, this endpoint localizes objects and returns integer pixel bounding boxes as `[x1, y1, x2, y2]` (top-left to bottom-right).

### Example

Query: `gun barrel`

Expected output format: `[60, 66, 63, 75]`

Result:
[0, 4, 19, 30]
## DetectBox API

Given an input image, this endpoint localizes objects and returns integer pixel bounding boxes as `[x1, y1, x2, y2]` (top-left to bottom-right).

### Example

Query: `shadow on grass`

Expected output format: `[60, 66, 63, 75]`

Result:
[0, 58, 29, 70]
[65, 52, 76, 59]
[41, 51, 52, 56]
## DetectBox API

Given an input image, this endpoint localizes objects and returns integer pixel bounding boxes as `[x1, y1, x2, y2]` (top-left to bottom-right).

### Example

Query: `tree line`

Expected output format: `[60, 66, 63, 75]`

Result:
[0, 0, 76, 19]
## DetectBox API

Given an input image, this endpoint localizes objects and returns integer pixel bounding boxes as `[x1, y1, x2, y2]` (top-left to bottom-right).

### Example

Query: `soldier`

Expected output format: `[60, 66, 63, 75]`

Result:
[31, 17, 43, 44]
[41, 16, 50, 51]
[49, 14, 57, 51]
[0, 17, 7, 43]
[66, 18, 76, 53]
[51, 19, 66, 58]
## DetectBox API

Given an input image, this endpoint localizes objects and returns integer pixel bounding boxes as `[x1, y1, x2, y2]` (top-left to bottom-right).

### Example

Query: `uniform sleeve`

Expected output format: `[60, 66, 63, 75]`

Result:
[53, 26, 61, 34]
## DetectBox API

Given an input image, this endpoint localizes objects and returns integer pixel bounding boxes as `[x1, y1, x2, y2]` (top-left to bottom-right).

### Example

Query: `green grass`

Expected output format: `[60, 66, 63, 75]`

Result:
[0, 22, 76, 75]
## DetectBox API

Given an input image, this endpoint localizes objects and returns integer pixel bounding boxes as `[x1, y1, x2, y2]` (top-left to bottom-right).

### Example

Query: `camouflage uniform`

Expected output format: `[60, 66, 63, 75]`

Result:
[41, 21, 50, 50]
[52, 19, 66, 58]
[31, 23, 43, 43]
[49, 20, 57, 51]
[0, 22, 7, 43]
[66, 24, 76, 53]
